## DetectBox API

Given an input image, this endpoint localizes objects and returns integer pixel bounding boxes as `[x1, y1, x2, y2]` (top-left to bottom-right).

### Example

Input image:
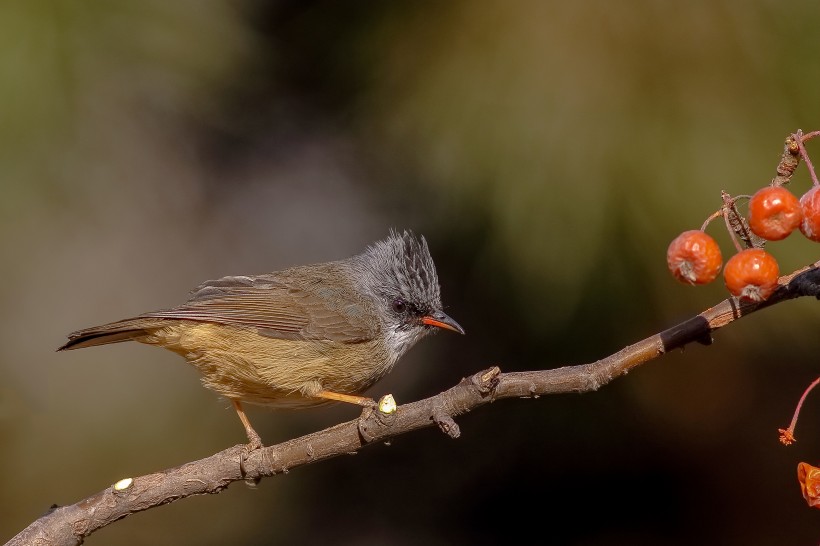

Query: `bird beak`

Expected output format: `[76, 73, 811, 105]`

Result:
[422, 310, 465, 335]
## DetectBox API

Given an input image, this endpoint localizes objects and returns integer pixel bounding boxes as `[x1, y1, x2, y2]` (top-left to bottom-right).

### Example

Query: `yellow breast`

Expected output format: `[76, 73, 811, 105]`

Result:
[141, 321, 393, 408]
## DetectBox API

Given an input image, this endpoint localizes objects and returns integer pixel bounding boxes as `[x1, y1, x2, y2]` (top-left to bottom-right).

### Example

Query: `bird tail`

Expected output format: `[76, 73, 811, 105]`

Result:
[57, 317, 169, 351]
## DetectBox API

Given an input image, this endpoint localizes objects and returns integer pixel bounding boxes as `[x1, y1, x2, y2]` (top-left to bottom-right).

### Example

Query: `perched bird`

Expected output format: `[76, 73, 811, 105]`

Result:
[59, 231, 463, 447]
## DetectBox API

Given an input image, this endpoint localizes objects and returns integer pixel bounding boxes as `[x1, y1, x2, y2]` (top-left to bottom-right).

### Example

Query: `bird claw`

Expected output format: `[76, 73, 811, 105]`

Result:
[239, 438, 263, 486]
[359, 404, 376, 420]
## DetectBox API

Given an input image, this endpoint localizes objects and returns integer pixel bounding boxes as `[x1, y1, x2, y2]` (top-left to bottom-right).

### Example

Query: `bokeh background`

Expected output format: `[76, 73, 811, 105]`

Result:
[3, 1, 820, 544]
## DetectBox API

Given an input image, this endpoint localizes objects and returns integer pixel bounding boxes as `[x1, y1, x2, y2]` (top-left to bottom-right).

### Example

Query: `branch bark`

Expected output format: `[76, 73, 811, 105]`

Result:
[8, 262, 820, 546]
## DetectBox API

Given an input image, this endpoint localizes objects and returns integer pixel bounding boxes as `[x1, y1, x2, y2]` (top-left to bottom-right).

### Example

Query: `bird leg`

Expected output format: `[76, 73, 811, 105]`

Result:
[231, 399, 263, 449]
[314, 390, 376, 407]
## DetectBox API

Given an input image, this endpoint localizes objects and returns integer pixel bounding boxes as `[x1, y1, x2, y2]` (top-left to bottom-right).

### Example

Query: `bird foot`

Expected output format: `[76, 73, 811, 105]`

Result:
[239, 434, 263, 486]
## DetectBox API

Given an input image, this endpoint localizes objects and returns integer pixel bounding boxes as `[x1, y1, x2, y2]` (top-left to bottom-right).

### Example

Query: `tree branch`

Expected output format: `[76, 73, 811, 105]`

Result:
[8, 262, 820, 546]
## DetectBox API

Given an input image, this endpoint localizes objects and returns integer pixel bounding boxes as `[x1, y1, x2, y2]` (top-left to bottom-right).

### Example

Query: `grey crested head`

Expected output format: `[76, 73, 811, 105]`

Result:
[361, 230, 441, 307]
[352, 230, 463, 359]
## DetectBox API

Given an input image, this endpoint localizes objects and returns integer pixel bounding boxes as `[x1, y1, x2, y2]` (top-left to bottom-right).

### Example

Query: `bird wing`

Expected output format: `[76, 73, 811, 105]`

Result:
[142, 268, 376, 344]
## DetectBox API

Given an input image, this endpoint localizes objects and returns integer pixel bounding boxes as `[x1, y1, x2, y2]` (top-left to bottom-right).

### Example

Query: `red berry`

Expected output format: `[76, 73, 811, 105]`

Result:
[800, 186, 820, 242]
[667, 230, 722, 285]
[723, 248, 780, 302]
[748, 186, 802, 241]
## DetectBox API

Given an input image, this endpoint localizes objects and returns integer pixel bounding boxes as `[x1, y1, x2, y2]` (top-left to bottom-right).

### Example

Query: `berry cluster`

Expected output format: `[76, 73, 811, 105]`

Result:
[667, 132, 820, 303]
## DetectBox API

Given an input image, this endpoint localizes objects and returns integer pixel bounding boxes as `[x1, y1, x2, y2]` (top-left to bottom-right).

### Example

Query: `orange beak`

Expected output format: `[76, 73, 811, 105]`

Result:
[422, 310, 465, 335]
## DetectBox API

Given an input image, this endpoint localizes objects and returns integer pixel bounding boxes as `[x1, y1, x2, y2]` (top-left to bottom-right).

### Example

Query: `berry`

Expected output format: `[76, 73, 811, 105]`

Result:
[800, 186, 820, 242]
[723, 248, 780, 302]
[748, 186, 802, 241]
[667, 230, 722, 285]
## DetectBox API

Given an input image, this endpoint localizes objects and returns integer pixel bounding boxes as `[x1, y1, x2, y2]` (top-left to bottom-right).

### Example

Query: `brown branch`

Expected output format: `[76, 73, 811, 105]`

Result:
[8, 262, 820, 546]
[771, 133, 801, 187]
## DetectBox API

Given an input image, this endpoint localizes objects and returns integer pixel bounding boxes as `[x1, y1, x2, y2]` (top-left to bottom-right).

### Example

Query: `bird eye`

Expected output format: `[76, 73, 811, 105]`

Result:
[391, 298, 407, 313]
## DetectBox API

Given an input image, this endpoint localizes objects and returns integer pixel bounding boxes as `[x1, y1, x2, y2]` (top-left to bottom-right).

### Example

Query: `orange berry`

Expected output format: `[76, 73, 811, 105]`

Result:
[799, 186, 820, 242]
[667, 230, 722, 285]
[723, 248, 779, 302]
[748, 186, 802, 241]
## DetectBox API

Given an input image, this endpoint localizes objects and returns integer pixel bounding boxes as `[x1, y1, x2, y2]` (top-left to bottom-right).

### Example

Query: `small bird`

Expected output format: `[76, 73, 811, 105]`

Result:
[59, 231, 463, 447]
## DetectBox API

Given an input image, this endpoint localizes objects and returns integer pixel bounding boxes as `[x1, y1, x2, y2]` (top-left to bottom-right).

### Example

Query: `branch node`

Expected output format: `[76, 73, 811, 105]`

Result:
[376, 407, 397, 427]
[357, 404, 397, 443]
[112, 477, 134, 493]
[237, 444, 265, 485]
[473, 366, 501, 395]
[432, 410, 461, 439]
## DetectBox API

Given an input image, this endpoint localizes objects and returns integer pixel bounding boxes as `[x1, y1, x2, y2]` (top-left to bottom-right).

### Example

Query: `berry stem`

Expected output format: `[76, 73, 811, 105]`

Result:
[793, 130, 820, 187]
[720, 191, 751, 253]
[778, 376, 820, 445]
[700, 208, 724, 232]
[722, 212, 743, 253]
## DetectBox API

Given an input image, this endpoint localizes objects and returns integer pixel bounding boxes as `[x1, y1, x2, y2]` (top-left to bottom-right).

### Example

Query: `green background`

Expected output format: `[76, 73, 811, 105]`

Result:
[3, 1, 820, 544]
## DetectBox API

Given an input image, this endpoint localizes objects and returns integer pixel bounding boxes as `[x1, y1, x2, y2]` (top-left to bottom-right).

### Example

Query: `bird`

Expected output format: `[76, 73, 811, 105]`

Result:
[58, 230, 464, 447]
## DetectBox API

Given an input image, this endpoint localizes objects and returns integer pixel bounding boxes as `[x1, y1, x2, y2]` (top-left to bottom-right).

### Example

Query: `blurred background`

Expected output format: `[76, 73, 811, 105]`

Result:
[3, 1, 820, 544]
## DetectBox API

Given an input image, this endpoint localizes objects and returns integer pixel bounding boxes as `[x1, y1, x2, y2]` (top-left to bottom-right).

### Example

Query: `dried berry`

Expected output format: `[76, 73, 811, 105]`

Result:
[723, 248, 779, 302]
[748, 186, 802, 241]
[799, 186, 820, 242]
[667, 230, 722, 285]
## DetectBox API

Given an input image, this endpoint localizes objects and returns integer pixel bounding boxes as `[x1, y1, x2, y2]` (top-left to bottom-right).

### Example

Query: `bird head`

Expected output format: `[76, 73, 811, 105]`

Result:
[353, 230, 464, 360]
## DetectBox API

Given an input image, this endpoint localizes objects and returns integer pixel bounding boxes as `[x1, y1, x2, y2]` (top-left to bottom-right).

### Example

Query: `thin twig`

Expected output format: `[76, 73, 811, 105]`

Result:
[721, 191, 762, 251]
[794, 130, 820, 187]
